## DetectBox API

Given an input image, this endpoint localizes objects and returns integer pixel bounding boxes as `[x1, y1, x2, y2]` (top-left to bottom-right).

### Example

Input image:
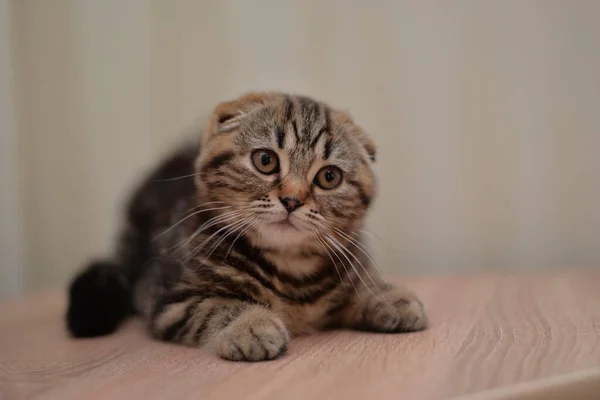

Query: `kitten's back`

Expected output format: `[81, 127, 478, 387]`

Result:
[66, 142, 199, 337]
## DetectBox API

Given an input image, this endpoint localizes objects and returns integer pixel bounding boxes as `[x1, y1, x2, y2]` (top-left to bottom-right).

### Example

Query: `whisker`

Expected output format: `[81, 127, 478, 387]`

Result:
[184, 215, 251, 263]
[223, 217, 261, 262]
[311, 233, 353, 297]
[356, 229, 404, 255]
[334, 227, 391, 285]
[186, 199, 260, 213]
[325, 235, 379, 298]
[167, 209, 248, 256]
[153, 205, 232, 241]
[328, 234, 383, 295]
[152, 172, 202, 182]
[319, 235, 361, 299]
[308, 219, 363, 297]
[200, 216, 258, 265]
[184, 200, 228, 214]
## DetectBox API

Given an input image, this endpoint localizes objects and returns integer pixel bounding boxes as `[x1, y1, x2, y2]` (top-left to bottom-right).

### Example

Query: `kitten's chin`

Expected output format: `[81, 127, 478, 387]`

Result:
[254, 222, 313, 250]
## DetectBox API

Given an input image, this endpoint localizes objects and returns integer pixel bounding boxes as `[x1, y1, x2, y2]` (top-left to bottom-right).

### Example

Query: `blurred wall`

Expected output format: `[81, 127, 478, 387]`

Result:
[3, 0, 600, 295]
[1, 0, 24, 297]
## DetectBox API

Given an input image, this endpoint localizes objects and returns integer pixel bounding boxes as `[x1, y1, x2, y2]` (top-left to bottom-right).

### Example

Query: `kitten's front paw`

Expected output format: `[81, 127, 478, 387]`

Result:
[362, 288, 428, 333]
[215, 306, 290, 361]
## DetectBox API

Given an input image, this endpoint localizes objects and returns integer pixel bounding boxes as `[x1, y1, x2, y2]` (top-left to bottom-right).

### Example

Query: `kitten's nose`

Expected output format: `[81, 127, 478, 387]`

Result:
[279, 197, 303, 213]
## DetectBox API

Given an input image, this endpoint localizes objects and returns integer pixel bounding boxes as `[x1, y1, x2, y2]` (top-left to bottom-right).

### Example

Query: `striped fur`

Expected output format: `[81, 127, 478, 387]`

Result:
[67, 92, 427, 361]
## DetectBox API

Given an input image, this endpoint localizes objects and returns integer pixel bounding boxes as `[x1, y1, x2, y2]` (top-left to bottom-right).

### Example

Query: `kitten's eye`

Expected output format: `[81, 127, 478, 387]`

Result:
[314, 166, 343, 190]
[251, 149, 280, 175]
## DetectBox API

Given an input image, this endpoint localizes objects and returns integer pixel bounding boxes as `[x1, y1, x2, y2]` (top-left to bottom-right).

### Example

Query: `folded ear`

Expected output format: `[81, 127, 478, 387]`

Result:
[333, 111, 377, 163]
[203, 92, 276, 146]
[358, 130, 377, 162]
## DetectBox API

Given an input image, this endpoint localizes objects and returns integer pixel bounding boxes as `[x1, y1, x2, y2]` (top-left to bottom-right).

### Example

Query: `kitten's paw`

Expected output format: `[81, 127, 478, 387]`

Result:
[362, 288, 428, 333]
[215, 306, 290, 361]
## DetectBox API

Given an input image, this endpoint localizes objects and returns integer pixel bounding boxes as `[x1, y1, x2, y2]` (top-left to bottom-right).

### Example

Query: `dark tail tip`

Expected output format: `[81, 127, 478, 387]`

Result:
[66, 261, 132, 338]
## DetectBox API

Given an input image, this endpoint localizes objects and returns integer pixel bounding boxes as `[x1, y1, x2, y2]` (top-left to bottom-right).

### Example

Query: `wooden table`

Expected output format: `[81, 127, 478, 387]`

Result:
[1, 271, 599, 399]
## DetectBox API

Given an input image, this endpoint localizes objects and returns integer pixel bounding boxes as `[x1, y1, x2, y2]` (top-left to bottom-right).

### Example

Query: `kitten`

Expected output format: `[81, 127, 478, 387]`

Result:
[66, 92, 428, 361]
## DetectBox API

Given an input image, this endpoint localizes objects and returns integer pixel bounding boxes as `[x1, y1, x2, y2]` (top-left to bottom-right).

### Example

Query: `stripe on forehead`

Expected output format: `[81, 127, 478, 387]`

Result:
[295, 96, 320, 143]
[280, 95, 334, 152]
[298, 96, 319, 125]
[275, 126, 285, 149]
[283, 96, 300, 144]
[310, 106, 331, 153]
[303, 97, 321, 143]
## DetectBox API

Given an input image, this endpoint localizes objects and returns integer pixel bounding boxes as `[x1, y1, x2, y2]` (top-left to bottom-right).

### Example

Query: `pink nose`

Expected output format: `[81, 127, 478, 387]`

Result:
[279, 197, 303, 213]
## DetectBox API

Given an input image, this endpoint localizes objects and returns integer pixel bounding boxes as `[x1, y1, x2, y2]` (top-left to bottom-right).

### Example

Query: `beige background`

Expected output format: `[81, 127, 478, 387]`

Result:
[1, 0, 600, 297]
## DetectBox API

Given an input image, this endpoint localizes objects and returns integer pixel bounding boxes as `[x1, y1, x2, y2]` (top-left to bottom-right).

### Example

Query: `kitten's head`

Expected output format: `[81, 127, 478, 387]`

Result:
[195, 92, 376, 252]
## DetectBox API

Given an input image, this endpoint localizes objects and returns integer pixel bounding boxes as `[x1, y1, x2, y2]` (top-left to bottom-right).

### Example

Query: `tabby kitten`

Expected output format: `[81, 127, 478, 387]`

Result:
[67, 92, 428, 361]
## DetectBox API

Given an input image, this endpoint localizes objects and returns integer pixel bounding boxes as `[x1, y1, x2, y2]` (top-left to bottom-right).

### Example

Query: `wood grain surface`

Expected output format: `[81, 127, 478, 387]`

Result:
[1, 270, 599, 399]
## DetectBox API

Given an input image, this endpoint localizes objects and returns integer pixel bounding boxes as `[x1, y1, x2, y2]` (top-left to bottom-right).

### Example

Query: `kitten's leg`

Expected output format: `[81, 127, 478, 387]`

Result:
[151, 294, 289, 361]
[341, 282, 429, 333]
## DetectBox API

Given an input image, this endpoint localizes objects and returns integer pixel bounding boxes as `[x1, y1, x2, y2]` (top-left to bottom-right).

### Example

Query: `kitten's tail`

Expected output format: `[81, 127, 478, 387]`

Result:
[66, 260, 133, 337]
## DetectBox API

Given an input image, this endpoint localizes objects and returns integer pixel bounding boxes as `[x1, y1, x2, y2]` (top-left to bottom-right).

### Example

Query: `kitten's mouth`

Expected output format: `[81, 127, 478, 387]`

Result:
[272, 218, 298, 231]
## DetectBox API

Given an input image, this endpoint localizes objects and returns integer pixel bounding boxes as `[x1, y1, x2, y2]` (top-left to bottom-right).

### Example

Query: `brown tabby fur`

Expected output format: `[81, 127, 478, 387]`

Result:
[74, 92, 428, 361]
